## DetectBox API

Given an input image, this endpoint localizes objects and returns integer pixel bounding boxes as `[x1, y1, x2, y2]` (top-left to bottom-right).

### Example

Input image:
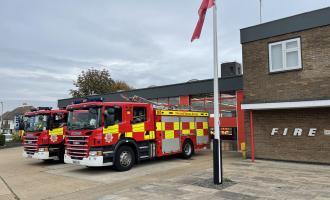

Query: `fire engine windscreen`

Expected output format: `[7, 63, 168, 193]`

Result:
[67, 107, 101, 130]
[25, 115, 49, 132]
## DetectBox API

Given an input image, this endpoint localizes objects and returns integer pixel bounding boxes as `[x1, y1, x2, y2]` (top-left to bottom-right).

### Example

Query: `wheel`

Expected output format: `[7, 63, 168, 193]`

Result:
[114, 146, 135, 171]
[182, 140, 194, 159]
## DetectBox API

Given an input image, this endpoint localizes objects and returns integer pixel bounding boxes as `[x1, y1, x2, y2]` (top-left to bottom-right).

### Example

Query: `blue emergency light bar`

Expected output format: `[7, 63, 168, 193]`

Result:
[84, 97, 103, 102]
[72, 99, 84, 104]
[37, 107, 52, 111]
[72, 97, 103, 104]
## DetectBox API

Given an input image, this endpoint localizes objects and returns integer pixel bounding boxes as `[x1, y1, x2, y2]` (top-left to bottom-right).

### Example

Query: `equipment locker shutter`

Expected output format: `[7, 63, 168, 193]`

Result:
[195, 117, 209, 145]
[161, 116, 180, 153]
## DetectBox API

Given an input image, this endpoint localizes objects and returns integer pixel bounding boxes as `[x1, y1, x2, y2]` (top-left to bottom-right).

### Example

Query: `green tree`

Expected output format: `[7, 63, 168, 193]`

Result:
[112, 80, 133, 91]
[70, 69, 132, 98]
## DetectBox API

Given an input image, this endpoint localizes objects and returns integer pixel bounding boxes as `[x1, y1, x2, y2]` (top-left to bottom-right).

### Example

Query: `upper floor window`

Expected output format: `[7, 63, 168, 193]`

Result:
[269, 38, 302, 72]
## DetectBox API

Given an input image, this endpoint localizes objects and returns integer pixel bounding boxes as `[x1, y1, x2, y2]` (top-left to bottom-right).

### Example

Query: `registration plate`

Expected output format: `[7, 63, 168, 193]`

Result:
[73, 160, 80, 164]
[28, 155, 32, 158]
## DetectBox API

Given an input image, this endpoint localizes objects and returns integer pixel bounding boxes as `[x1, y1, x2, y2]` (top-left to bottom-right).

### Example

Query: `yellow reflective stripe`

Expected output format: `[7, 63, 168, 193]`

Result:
[182, 129, 190, 135]
[165, 130, 174, 139]
[156, 122, 164, 131]
[156, 110, 209, 117]
[103, 124, 119, 134]
[49, 127, 64, 135]
[203, 122, 209, 129]
[189, 122, 195, 129]
[144, 131, 155, 140]
[132, 123, 145, 132]
[197, 129, 204, 136]
[173, 122, 180, 130]
[125, 132, 133, 138]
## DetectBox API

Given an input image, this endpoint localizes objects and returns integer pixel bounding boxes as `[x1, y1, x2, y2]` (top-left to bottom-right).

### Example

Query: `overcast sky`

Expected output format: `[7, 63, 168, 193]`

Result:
[0, 0, 329, 112]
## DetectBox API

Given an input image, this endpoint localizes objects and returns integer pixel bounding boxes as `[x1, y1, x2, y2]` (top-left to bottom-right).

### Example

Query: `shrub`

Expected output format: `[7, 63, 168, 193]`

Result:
[12, 132, 22, 142]
[0, 133, 5, 146]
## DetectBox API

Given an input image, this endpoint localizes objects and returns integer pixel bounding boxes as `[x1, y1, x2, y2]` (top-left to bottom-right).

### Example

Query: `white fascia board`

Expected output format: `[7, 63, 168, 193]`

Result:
[241, 100, 330, 110]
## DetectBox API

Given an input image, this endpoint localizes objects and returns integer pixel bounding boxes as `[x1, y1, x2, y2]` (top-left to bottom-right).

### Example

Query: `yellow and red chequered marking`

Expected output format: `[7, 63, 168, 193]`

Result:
[103, 123, 155, 142]
[196, 122, 208, 136]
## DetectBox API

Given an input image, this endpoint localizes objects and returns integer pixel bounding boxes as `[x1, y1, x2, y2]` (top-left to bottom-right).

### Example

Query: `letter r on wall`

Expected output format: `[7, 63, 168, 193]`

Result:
[293, 128, 303, 136]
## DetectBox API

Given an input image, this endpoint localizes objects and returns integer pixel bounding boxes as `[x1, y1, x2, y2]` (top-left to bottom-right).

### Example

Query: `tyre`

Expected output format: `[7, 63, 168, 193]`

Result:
[114, 146, 135, 171]
[182, 140, 194, 159]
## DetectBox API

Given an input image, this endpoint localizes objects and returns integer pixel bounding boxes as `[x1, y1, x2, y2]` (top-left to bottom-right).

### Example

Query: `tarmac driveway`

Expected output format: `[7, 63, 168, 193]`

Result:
[0, 147, 329, 200]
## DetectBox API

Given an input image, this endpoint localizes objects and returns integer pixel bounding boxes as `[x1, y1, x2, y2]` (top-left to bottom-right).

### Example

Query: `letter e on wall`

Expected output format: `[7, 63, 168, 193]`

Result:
[308, 128, 317, 137]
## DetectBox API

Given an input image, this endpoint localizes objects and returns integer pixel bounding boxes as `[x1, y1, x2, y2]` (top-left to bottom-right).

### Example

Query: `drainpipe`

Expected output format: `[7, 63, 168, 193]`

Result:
[250, 110, 255, 162]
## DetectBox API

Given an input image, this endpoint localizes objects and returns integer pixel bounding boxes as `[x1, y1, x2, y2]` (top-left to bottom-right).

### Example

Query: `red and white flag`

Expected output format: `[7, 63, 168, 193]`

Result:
[191, 0, 215, 42]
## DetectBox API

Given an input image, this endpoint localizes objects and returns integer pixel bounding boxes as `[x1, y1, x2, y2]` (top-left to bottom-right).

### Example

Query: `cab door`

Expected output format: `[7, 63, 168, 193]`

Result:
[130, 105, 155, 141]
[49, 113, 67, 144]
[103, 106, 123, 145]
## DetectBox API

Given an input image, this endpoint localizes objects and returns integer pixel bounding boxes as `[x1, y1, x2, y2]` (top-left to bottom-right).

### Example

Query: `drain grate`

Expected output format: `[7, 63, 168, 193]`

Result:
[180, 176, 236, 190]
[190, 178, 236, 190]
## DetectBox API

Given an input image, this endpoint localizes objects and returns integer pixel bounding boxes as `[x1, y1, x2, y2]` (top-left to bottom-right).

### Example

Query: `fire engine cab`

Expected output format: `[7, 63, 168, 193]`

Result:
[64, 97, 210, 171]
[22, 107, 68, 162]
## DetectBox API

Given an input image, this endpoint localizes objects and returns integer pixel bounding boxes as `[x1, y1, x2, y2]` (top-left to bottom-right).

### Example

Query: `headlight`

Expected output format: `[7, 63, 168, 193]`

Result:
[39, 147, 48, 152]
[89, 151, 102, 156]
[89, 151, 97, 156]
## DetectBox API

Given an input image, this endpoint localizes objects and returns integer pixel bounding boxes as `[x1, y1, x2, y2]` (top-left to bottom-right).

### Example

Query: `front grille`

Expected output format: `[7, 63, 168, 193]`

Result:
[23, 136, 38, 154]
[66, 136, 89, 160]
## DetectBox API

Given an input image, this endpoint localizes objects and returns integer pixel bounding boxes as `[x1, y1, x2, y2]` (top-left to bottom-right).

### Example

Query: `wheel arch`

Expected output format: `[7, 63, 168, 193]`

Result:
[183, 138, 195, 153]
[114, 138, 139, 164]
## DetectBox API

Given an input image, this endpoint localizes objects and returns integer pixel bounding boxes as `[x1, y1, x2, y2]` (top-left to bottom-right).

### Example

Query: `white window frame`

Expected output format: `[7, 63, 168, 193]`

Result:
[268, 38, 302, 73]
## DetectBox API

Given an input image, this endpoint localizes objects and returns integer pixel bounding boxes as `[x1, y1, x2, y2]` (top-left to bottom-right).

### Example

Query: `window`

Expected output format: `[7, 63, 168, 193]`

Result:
[133, 107, 147, 124]
[269, 38, 302, 72]
[158, 98, 169, 104]
[168, 97, 179, 105]
[52, 113, 67, 128]
[104, 106, 122, 126]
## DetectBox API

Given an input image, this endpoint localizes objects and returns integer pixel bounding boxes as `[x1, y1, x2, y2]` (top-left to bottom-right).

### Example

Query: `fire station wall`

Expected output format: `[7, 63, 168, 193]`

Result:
[245, 108, 330, 164]
[242, 25, 330, 104]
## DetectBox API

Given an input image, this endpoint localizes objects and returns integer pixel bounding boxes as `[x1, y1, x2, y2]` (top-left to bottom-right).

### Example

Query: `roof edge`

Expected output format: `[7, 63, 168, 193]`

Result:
[240, 7, 330, 44]
[241, 99, 330, 110]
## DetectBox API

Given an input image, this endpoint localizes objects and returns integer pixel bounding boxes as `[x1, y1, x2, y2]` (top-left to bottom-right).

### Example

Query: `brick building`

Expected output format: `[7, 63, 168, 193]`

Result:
[241, 7, 330, 164]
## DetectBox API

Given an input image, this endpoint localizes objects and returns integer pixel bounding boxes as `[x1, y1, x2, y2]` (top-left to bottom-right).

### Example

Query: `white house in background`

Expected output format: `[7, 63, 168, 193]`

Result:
[1, 106, 33, 134]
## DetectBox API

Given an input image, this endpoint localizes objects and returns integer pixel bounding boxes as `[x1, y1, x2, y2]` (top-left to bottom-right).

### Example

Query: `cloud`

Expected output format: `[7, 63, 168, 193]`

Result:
[0, 0, 329, 112]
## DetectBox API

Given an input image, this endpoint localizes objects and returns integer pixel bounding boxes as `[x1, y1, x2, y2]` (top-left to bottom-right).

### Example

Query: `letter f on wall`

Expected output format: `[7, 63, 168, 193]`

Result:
[271, 128, 278, 136]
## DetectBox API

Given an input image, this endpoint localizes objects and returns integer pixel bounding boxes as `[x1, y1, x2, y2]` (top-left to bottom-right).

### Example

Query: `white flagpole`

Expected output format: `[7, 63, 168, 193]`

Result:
[212, 0, 222, 185]
[259, 0, 262, 24]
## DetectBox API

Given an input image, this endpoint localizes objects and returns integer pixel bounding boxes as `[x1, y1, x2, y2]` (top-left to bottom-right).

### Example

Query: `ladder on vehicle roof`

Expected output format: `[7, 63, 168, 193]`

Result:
[120, 94, 199, 111]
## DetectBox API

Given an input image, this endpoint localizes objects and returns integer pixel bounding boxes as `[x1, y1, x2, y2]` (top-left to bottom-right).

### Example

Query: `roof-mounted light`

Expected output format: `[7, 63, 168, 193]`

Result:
[84, 97, 103, 102]
[37, 107, 52, 111]
[72, 99, 84, 104]
[72, 97, 103, 105]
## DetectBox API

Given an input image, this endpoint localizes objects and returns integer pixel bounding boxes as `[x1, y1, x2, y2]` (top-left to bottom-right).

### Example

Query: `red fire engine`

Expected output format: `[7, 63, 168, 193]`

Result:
[64, 97, 210, 171]
[22, 107, 68, 162]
